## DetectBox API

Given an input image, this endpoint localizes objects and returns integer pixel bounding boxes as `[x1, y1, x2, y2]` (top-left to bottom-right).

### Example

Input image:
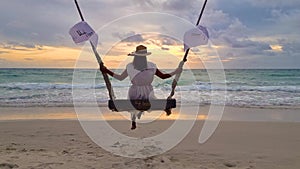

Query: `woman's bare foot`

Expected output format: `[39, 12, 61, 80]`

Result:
[165, 109, 172, 116]
[131, 121, 136, 130]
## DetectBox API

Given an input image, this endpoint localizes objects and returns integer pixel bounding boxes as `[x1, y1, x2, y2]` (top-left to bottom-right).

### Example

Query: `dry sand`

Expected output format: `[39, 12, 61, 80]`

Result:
[0, 106, 300, 169]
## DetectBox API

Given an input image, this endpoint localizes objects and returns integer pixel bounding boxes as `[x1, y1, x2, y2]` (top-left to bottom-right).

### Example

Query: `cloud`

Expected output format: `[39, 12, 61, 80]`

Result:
[268, 9, 300, 35]
[162, 0, 197, 11]
[279, 40, 300, 55]
[24, 58, 34, 61]
[0, 0, 299, 68]
[160, 35, 180, 46]
[131, 0, 157, 9]
[0, 41, 44, 51]
[6, 20, 28, 29]
[110, 32, 182, 50]
[245, 0, 300, 8]
[0, 51, 8, 55]
[7, 41, 35, 49]
[223, 37, 271, 50]
[197, 1, 299, 69]
[129, 0, 204, 22]
[112, 31, 145, 43]
[161, 47, 169, 51]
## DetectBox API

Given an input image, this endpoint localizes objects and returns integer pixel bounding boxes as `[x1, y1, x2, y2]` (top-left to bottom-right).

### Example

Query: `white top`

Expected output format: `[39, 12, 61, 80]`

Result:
[126, 62, 156, 81]
[126, 62, 157, 100]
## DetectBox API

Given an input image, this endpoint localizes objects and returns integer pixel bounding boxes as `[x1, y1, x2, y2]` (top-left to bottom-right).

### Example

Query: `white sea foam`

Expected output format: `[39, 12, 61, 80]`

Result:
[1, 69, 299, 107]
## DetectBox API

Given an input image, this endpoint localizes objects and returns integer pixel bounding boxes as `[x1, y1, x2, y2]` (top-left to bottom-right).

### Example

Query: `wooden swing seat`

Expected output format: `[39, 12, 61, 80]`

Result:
[108, 99, 176, 111]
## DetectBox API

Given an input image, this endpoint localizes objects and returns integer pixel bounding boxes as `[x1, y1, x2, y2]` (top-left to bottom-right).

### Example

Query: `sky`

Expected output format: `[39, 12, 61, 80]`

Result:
[0, 0, 299, 69]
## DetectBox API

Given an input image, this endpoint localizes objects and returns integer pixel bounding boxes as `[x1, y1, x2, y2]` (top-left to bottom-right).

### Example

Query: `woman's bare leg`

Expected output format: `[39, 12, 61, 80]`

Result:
[131, 112, 137, 130]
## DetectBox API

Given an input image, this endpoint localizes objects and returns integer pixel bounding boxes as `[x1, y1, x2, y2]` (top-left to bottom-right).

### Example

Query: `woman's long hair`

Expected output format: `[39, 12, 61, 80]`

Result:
[133, 56, 147, 71]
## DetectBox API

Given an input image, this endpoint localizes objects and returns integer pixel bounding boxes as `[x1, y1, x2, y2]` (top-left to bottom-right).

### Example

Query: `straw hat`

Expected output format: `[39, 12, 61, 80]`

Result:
[128, 45, 152, 56]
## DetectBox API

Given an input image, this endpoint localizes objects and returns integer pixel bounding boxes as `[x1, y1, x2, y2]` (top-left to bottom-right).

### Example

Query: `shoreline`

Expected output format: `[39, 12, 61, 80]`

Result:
[0, 105, 299, 122]
[1, 104, 300, 109]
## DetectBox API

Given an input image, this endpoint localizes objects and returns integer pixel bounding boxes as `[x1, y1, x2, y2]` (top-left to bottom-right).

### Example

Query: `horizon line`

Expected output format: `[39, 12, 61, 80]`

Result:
[0, 68, 299, 70]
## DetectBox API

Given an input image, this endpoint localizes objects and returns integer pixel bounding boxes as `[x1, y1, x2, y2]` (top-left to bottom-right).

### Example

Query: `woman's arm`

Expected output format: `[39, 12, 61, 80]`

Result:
[155, 68, 182, 79]
[100, 66, 128, 81]
[113, 70, 128, 81]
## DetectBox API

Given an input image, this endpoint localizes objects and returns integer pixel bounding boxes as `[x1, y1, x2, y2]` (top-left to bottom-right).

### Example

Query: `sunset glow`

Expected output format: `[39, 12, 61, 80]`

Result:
[0, 0, 299, 69]
[270, 45, 283, 52]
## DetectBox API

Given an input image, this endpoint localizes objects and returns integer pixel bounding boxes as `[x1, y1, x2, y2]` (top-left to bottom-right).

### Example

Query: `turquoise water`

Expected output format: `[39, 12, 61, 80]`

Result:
[0, 69, 299, 107]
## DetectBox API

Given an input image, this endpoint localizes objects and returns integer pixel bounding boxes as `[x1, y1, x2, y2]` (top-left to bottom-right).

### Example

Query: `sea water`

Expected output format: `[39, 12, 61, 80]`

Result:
[0, 68, 299, 108]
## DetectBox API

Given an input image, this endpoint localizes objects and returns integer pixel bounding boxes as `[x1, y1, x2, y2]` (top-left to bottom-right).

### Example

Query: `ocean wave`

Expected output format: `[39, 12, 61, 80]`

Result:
[191, 82, 300, 93]
[0, 82, 132, 90]
[0, 83, 299, 108]
[225, 85, 300, 92]
[0, 83, 106, 90]
[1, 99, 299, 108]
[0, 94, 48, 100]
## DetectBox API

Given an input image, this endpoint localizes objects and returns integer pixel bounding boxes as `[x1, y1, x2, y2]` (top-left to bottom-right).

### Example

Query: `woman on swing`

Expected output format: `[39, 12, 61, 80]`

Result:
[100, 45, 182, 130]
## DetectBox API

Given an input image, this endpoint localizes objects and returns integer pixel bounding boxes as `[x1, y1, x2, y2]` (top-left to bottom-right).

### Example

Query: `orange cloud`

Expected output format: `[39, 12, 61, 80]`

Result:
[0, 45, 82, 68]
[0, 37, 215, 69]
[270, 45, 283, 52]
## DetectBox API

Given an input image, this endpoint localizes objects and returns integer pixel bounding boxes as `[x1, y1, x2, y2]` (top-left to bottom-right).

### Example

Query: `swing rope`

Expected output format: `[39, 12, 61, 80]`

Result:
[91, 44, 116, 100]
[73, 0, 208, 110]
[168, 0, 208, 100]
[74, 0, 115, 100]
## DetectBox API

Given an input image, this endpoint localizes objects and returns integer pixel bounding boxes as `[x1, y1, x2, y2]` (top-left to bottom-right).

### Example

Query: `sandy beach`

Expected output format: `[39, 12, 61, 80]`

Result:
[1, 0, 300, 167]
[0, 106, 300, 169]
